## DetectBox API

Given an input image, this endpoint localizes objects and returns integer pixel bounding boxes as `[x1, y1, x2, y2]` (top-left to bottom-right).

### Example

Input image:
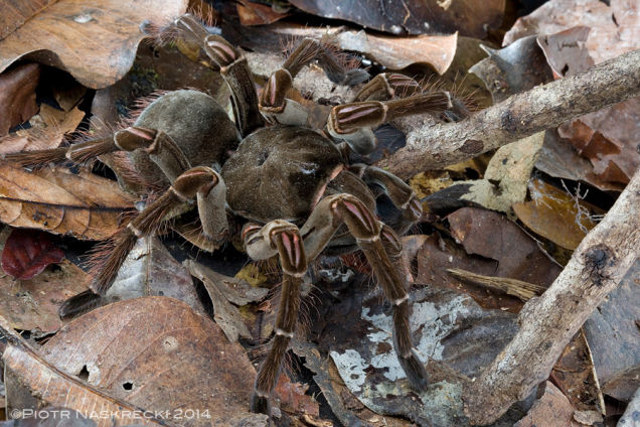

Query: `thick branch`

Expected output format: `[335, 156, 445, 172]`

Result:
[377, 48, 640, 179]
[462, 166, 640, 424]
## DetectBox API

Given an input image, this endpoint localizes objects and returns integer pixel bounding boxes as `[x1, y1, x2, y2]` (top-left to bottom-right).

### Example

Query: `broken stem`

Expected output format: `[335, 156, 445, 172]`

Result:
[462, 166, 640, 424]
[376, 48, 640, 179]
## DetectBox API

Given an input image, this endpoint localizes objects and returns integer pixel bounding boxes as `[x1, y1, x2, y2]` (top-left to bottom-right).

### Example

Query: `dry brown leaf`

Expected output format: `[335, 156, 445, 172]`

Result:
[584, 258, 640, 402]
[1, 315, 165, 427]
[513, 178, 599, 250]
[37, 297, 263, 426]
[504, 0, 640, 187]
[535, 130, 624, 192]
[0, 164, 135, 240]
[514, 382, 581, 427]
[273, 372, 320, 418]
[537, 26, 593, 78]
[551, 331, 604, 414]
[558, 100, 640, 186]
[337, 30, 457, 74]
[185, 260, 258, 342]
[103, 237, 206, 316]
[469, 36, 553, 103]
[504, 0, 639, 62]
[0, 0, 188, 89]
[0, 262, 87, 336]
[289, 0, 504, 38]
[0, 104, 85, 154]
[0, 0, 57, 39]
[0, 63, 40, 136]
[447, 207, 562, 287]
[237, 0, 289, 26]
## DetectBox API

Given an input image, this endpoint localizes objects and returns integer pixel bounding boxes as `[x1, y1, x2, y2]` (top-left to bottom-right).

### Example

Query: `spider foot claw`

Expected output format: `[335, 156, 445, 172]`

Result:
[59, 289, 104, 319]
[250, 392, 271, 416]
[398, 349, 429, 392]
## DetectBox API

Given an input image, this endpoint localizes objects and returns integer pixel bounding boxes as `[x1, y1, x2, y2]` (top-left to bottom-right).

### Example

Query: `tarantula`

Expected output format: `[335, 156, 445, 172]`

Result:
[6, 15, 454, 415]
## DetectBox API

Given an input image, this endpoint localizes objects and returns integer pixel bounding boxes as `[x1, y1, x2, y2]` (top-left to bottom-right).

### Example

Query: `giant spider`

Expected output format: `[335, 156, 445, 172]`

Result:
[6, 14, 454, 415]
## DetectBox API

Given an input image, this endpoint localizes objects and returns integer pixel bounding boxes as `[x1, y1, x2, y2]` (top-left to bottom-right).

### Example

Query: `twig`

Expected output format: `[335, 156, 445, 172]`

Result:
[462, 166, 640, 424]
[446, 268, 545, 301]
[377, 48, 640, 179]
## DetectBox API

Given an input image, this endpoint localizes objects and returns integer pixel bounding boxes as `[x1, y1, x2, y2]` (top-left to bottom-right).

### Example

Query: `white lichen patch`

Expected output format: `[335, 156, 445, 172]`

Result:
[329, 349, 367, 392]
[359, 293, 472, 383]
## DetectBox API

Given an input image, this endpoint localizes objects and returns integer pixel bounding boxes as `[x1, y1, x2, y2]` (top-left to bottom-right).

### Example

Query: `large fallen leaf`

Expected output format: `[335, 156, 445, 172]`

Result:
[0, 0, 56, 39]
[537, 26, 593, 78]
[0, 0, 188, 89]
[0, 315, 165, 427]
[535, 129, 624, 192]
[416, 233, 522, 311]
[447, 207, 562, 285]
[0, 63, 40, 136]
[336, 30, 457, 74]
[514, 382, 580, 427]
[454, 132, 545, 213]
[504, 0, 638, 62]
[558, 100, 640, 186]
[0, 164, 135, 240]
[34, 297, 264, 426]
[288, 0, 504, 38]
[551, 331, 604, 415]
[469, 36, 553, 103]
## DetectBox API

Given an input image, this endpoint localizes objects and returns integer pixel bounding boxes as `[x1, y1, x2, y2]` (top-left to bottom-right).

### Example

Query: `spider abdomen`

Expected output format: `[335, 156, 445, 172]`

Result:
[114, 90, 241, 192]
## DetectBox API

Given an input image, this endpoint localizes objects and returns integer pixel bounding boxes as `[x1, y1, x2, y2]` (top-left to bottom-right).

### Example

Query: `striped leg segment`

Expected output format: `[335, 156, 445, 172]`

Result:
[242, 221, 307, 415]
[59, 167, 226, 318]
[301, 194, 428, 391]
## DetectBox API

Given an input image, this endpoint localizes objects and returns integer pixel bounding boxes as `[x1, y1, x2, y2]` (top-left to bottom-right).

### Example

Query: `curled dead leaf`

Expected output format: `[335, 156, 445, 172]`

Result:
[0, 164, 135, 240]
[0, 227, 89, 336]
[337, 30, 457, 74]
[1, 228, 64, 280]
[0, 104, 85, 155]
[0, 63, 40, 136]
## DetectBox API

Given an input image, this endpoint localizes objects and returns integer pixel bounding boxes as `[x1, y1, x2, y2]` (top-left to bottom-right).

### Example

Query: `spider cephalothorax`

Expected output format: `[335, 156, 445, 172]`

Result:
[6, 14, 455, 416]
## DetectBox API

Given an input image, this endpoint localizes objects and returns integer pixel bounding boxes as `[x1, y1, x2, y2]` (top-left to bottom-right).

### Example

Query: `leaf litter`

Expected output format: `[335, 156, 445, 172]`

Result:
[0, 0, 639, 425]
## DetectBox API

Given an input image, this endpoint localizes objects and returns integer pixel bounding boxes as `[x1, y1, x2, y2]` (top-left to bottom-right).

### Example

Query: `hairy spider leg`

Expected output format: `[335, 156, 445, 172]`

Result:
[258, 37, 367, 126]
[327, 90, 453, 155]
[242, 220, 307, 415]
[349, 164, 424, 236]
[243, 193, 428, 416]
[59, 166, 227, 318]
[174, 14, 264, 137]
[352, 72, 423, 102]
